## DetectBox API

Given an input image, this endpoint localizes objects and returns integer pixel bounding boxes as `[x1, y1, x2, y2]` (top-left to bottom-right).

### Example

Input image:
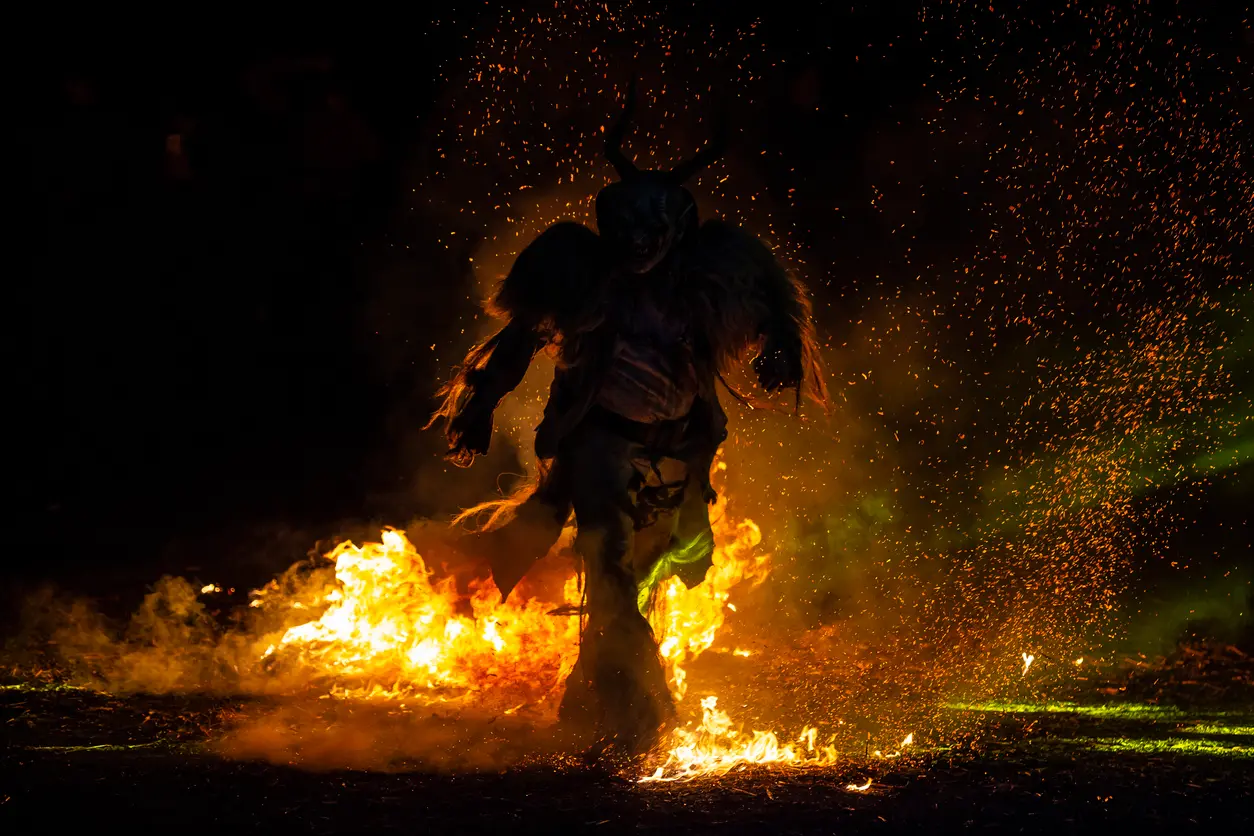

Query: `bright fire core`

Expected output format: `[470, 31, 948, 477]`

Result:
[256, 467, 761, 707]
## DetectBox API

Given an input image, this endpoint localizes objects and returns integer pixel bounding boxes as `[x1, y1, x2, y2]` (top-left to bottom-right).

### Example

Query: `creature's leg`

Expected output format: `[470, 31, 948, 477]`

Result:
[561, 426, 675, 753]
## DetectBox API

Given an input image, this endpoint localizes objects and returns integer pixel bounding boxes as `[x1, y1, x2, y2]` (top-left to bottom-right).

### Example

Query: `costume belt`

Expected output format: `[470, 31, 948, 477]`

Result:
[583, 403, 691, 454]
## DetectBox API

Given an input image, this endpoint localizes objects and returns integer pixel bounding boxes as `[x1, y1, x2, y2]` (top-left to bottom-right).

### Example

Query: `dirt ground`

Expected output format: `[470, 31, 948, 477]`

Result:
[4, 650, 1252, 835]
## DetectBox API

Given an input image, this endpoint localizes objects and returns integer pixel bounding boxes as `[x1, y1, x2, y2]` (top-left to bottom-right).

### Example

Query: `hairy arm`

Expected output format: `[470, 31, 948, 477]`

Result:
[427, 221, 608, 466]
[753, 263, 828, 407]
[692, 220, 828, 407]
[426, 316, 543, 467]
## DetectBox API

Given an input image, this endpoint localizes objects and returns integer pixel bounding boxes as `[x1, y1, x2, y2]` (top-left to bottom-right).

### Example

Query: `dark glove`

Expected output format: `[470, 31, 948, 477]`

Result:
[694, 467, 718, 504]
[752, 332, 803, 393]
[534, 420, 560, 460]
[446, 406, 493, 467]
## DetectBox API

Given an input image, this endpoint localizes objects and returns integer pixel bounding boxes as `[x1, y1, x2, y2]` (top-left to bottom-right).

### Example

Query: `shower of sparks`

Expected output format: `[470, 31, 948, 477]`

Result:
[388, 0, 1249, 766]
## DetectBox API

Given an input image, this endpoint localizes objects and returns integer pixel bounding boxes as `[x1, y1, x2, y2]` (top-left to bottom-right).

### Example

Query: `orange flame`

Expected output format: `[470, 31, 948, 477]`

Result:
[640, 695, 840, 781]
[650, 500, 771, 701]
[258, 529, 581, 707]
[256, 459, 771, 713]
[243, 463, 914, 779]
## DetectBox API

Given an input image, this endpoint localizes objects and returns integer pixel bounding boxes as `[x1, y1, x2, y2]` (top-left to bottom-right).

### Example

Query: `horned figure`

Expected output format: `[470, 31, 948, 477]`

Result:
[428, 82, 826, 757]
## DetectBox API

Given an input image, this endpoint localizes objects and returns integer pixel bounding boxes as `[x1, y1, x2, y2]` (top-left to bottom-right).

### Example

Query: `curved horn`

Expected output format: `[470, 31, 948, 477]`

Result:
[668, 108, 729, 184]
[604, 78, 639, 179]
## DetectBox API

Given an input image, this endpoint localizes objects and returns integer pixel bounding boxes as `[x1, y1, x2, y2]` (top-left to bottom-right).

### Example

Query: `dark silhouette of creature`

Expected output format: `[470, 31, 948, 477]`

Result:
[429, 82, 826, 756]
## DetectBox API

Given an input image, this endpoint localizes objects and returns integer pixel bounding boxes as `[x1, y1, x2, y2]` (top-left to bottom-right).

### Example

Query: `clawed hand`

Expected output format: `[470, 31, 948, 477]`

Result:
[447, 409, 493, 466]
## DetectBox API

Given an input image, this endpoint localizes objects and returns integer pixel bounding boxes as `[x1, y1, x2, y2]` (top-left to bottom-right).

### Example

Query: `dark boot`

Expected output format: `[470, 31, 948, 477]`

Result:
[557, 659, 600, 741]
[564, 422, 681, 757]
[585, 611, 676, 755]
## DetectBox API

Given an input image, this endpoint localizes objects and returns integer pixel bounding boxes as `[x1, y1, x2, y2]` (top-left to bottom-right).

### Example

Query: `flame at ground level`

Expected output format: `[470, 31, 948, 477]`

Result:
[41, 452, 1070, 781]
[255, 467, 771, 712]
[253, 523, 915, 784]
[641, 696, 842, 781]
[642, 695, 917, 783]
[257, 529, 581, 706]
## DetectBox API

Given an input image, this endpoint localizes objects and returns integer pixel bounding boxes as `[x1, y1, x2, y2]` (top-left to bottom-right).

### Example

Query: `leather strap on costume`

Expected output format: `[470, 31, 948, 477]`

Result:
[583, 403, 691, 453]
[584, 404, 693, 530]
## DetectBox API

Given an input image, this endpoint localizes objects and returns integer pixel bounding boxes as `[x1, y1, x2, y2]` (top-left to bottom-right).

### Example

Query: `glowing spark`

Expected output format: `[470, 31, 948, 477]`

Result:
[200, 584, 220, 594]
[846, 779, 873, 792]
[1021, 653, 1035, 676]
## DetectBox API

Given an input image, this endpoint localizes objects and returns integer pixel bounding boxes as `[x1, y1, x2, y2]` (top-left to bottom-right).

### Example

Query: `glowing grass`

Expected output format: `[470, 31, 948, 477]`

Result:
[1078, 738, 1254, 759]
[948, 701, 1254, 760]
[23, 742, 176, 753]
[1180, 723, 1254, 738]
[1, 682, 87, 693]
[945, 701, 1253, 721]
[946, 701, 1181, 718]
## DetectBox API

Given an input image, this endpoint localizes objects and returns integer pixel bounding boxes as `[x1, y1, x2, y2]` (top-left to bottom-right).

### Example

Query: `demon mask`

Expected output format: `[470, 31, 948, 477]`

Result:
[595, 82, 726, 273]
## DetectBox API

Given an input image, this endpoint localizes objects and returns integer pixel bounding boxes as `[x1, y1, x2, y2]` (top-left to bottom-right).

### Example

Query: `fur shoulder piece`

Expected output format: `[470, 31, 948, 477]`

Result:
[679, 219, 827, 406]
[490, 221, 611, 333]
[686, 219, 784, 291]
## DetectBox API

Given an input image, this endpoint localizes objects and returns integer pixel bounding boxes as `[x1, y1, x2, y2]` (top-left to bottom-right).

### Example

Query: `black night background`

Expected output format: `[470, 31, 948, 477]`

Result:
[7, 2, 1253, 832]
